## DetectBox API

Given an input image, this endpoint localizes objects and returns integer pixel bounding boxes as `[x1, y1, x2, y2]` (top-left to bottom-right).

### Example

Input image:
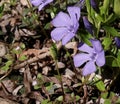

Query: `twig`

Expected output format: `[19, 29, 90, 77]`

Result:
[13, 42, 62, 70]
[0, 67, 13, 81]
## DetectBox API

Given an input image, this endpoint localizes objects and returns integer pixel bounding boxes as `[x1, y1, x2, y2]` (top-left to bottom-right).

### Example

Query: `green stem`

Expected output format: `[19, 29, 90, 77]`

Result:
[55, 60, 65, 102]
[26, 0, 32, 8]
[26, 0, 48, 38]
[65, 48, 79, 79]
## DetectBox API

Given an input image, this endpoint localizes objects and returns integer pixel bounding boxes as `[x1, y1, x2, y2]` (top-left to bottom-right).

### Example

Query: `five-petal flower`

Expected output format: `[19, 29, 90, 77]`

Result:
[30, 0, 53, 11]
[73, 39, 105, 76]
[51, 6, 80, 45]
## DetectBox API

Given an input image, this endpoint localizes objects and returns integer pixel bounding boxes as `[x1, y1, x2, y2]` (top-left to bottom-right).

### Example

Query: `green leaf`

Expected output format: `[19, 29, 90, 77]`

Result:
[1, 60, 13, 71]
[101, 92, 108, 99]
[102, 0, 110, 15]
[34, 85, 40, 90]
[75, 95, 80, 101]
[102, 37, 112, 50]
[45, 82, 53, 92]
[0, 4, 4, 13]
[94, 77, 105, 91]
[37, 73, 42, 79]
[103, 26, 120, 37]
[104, 13, 117, 24]
[20, 43, 26, 49]
[94, 13, 104, 22]
[44, 22, 51, 30]
[117, 50, 120, 65]
[104, 99, 111, 104]
[106, 56, 120, 67]
[114, 0, 120, 16]
[116, 97, 120, 104]
[41, 99, 52, 104]
[80, 33, 92, 46]
[85, 0, 91, 15]
[1, 66, 9, 71]
[6, 60, 13, 66]
[50, 43, 58, 60]
[56, 96, 63, 102]
[19, 55, 27, 61]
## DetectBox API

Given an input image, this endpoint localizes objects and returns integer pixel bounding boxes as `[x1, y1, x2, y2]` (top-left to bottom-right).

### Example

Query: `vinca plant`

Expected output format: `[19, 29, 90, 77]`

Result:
[0, 0, 120, 103]
[28, 0, 120, 103]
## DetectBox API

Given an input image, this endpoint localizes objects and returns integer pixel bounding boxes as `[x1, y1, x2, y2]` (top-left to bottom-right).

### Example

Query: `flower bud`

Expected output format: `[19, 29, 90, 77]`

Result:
[83, 16, 93, 35]
[115, 37, 120, 48]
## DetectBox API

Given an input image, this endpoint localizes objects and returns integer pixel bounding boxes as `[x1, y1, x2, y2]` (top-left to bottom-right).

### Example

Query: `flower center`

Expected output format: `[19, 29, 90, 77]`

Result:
[68, 25, 75, 33]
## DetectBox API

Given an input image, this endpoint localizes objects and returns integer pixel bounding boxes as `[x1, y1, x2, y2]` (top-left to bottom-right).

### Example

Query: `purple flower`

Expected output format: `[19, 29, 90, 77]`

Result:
[115, 37, 120, 48]
[73, 39, 105, 76]
[30, 0, 53, 11]
[51, 6, 80, 45]
[83, 16, 93, 35]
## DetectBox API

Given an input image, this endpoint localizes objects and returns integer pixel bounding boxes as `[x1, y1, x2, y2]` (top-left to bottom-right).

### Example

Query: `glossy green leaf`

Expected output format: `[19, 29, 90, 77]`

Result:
[19, 55, 27, 61]
[56, 96, 63, 102]
[41, 99, 52, 104]
[104, 13, 117, 24]
[94, 77, 105, 91]
[6, 60, 13, 66]
[102, 37, 112, 50]
[114, 0, 120, 16]
[50, 43, 58, 60]
[106, 56, 119, 67]
[104, 99, 111, 104]
[76, 95, 80, 101]
[102, 0, 110, 15]
[85, 0, 91, 16]
[101, 92, 108, 99]
[1, 66, 9, 71]
[103, 26, 120, 37]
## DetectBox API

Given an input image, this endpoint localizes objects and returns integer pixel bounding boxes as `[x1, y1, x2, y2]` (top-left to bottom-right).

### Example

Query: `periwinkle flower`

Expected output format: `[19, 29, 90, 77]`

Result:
[30, 0, 53, 11]
[115, 37, 120, 48]
[51, 6, 80, 45]
[83, 16, 93, 35]
[73, 39, 105, 76]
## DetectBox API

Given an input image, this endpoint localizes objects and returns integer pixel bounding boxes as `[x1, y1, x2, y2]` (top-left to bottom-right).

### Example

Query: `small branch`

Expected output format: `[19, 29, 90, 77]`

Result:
[13, 42, 62, 70]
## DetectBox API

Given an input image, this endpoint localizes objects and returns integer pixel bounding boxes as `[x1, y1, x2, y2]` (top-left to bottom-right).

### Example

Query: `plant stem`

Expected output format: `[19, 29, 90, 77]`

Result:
[26, 0, 48, 38]
[55, 60, 65, 102]
[65, 48, 79, 79]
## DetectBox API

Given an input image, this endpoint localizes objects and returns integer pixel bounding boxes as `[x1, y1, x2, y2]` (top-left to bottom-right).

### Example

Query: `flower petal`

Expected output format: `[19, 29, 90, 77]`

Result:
[67, 6, 80, 21]
[62, 32, 75, 45]
[30, 0, 42, 6]
[90, 39, 103, 52]
[38, 3, 45, 11]
[73, 53, 90, 67]
[78, 42, 93, 53]
[82, 61, 96, 76]
[51, 12, 71, 27]
[96, 50, 105, 66]
[51, 27, 68, 41]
